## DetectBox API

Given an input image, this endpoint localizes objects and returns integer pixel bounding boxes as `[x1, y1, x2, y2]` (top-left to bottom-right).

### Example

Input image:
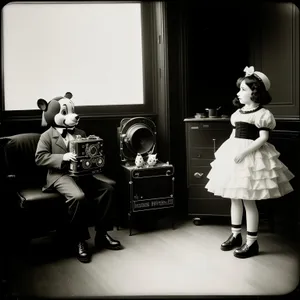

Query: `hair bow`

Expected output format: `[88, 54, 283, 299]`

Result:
[243, 66, 255, 77]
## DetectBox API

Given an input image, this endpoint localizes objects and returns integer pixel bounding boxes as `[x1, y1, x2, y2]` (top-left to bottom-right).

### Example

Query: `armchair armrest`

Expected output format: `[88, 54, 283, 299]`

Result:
[4, 174, 21, 198]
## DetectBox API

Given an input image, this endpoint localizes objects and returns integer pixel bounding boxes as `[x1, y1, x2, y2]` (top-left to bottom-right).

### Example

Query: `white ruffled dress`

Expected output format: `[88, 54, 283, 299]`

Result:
[205, 107, 295, 200]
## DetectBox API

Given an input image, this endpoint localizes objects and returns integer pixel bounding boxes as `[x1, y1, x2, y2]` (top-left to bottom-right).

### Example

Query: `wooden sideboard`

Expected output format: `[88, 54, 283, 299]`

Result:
[184, 118, 232, 220]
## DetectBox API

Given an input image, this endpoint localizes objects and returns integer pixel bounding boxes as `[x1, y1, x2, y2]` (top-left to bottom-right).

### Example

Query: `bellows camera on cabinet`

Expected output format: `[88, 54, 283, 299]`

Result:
[69, 135, 105, 176]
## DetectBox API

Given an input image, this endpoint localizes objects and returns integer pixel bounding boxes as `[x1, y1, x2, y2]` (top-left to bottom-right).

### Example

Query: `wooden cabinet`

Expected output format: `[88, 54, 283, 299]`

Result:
[184, 118, 232, 218]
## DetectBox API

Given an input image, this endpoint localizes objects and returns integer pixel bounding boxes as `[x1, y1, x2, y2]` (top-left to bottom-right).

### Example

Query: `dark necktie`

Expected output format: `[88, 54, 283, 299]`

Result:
[61, 128, 75, 138]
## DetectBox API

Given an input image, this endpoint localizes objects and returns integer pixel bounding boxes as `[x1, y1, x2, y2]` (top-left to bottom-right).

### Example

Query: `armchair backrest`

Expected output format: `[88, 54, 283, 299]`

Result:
[1, 133, 47, 187]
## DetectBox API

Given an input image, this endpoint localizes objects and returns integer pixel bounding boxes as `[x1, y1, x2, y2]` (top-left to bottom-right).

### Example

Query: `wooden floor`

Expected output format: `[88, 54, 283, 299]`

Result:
[6, 219, 300, 298]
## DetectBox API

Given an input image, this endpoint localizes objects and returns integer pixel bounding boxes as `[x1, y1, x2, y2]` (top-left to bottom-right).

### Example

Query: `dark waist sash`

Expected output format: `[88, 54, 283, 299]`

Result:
[234, 122, 260, 140]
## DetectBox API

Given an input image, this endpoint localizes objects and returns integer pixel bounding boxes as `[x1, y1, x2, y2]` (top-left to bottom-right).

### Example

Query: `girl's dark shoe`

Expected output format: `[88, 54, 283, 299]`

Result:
[220, 233, 242, 251]
[233, 240, 259, 258]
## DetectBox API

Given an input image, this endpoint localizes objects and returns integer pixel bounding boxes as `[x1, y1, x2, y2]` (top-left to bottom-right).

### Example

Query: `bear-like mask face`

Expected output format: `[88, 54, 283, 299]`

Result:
[37, 92, 79, 128]
[54, 97, 78, 128]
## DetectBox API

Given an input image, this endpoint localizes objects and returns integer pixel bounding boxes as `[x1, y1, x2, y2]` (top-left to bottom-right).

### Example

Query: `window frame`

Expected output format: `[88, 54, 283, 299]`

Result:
[1, 1, 164, 121]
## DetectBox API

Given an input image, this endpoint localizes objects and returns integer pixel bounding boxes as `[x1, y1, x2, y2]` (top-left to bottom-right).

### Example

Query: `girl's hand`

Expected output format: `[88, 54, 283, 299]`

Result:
[234, 152, 247, 163]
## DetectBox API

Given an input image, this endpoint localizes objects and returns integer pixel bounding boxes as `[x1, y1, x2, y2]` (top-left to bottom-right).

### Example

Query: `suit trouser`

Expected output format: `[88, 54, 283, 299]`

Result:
[53, 174, 115, 242]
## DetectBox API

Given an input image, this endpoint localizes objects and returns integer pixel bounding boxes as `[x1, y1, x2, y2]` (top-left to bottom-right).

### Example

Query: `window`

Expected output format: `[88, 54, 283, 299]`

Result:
[1, 1, 163, 117]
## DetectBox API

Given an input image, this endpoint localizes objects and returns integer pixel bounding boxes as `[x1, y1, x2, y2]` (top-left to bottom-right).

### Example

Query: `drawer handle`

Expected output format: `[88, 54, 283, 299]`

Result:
[194, 172, 204, 178]
[212, 139, 216, 153]
[197, 154, 201, 158]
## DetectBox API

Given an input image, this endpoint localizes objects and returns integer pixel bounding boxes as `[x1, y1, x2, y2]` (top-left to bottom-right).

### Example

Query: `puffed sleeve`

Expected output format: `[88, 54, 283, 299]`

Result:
[254, 109, 276, 131]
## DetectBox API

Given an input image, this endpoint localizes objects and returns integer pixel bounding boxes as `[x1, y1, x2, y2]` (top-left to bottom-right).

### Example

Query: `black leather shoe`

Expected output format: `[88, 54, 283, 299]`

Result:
[95, 232, 123, 250]
[220, 233, 242, 251]
[76, 241, 91, 263]
[233, 240, 259, 259]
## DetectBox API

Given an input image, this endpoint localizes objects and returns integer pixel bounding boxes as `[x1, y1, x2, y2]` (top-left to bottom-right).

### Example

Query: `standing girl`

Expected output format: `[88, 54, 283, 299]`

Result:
[205, 66, 295, 258]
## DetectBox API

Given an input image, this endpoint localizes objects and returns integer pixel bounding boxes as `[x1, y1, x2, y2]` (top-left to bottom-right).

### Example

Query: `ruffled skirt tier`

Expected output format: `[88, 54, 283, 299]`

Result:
[205, 138, 295, 200]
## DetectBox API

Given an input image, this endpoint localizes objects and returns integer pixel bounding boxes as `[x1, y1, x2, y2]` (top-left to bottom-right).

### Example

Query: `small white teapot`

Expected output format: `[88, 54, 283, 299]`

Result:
[135, 153, 144, 167]
[147, 153, 158, 166]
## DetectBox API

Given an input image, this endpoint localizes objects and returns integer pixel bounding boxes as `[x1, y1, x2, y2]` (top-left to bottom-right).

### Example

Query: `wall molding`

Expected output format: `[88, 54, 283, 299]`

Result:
[250, 2, 299, 118]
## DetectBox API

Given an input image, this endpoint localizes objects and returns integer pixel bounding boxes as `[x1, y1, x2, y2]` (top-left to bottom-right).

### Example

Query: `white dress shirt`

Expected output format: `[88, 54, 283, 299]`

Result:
[55, 127, 75, 149]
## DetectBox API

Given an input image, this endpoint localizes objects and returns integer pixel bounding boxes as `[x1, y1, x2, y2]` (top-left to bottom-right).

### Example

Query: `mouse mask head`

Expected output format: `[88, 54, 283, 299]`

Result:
[37, 92, 79, 128]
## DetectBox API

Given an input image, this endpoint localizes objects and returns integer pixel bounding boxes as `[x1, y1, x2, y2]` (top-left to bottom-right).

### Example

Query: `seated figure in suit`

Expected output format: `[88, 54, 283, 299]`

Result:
[35, 92, 123, 263]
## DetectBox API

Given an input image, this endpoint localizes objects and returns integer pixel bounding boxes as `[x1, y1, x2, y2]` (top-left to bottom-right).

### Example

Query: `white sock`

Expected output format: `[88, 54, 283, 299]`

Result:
[231, 225, 242, 237]
[231, 198, 243, 231]
[243, 200, 259, 232]
[246, 233, 257, 246]
[230, 199, 243, 237]
[243, 200, 259, 246]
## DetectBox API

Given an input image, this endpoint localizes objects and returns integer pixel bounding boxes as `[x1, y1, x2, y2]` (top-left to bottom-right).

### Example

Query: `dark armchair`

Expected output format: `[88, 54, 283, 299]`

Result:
[0, 133, 116, 244]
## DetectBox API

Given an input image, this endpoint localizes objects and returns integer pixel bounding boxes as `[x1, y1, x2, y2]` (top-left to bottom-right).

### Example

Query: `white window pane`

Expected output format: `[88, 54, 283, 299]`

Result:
[3, 2, 144, 110]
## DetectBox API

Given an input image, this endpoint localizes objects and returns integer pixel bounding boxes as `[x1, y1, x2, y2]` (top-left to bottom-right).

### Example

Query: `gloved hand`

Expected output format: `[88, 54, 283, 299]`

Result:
[63, 152, 77, 162]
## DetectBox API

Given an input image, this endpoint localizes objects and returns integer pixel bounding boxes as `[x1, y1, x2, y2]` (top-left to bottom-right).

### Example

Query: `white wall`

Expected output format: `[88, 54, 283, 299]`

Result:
[2, 2, 144, 110]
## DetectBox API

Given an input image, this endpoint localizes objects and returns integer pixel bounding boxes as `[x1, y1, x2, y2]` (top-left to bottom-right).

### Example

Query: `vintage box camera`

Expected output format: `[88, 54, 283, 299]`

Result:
[69, 135, 105, 176]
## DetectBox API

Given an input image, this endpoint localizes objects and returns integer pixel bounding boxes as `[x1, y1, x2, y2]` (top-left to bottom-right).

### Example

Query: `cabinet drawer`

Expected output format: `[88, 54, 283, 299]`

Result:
[188, 198, 231, 216]
[188, 129, 230, 148]
[189, 185, 224, 199]
[188, 122, 231, 130]
[188, 166, 211, 185]
[190, 158, 212, 167]
[190, 147, 215, 160]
